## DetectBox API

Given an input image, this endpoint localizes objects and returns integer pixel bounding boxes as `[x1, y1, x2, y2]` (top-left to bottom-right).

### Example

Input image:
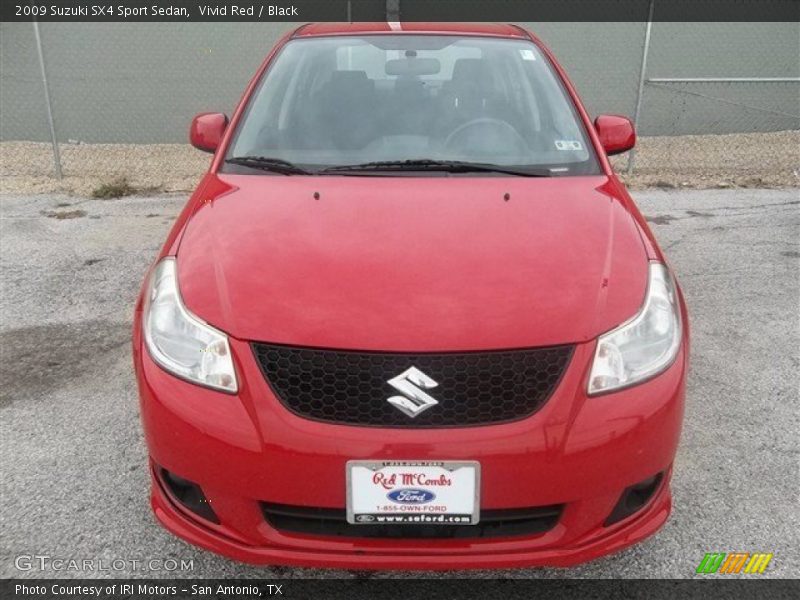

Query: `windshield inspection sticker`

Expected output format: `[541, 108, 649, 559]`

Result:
[555, 140, 583, 151]
[519, 49, 537, 61]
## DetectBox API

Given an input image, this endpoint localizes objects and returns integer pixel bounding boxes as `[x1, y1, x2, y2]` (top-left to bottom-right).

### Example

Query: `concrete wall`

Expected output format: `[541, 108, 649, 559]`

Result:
[524, 21, 800, 134]
[1, 21, 798, 143]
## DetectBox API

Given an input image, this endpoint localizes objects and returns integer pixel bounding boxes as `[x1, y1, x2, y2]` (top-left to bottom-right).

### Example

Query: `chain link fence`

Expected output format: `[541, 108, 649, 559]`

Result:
[1, 19, 798, 195]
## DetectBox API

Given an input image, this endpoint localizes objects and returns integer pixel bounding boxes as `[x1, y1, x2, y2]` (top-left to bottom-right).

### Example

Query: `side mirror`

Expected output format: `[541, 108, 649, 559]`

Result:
[594, 115, 636, 156]
[190, 112, 228, 153]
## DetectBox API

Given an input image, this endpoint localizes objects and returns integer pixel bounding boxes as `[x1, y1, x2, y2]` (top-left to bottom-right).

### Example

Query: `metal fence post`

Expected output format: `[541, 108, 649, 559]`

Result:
[32, 20, 62, 179]
[386, 0, 400, 22]
[627, 0, 655, 174]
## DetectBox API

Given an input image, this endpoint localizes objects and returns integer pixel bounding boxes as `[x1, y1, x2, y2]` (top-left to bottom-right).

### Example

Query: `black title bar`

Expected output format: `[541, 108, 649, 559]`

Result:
[2, 0, 799, 22]
[3, 579, 800, 600]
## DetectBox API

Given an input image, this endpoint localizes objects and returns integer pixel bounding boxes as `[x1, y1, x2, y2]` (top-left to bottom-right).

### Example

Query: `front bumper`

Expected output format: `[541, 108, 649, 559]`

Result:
[133, 324, 687, 569]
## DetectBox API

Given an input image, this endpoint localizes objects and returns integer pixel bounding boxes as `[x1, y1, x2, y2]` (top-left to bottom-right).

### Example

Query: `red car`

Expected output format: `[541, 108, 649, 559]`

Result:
[133, 22, 688, 569]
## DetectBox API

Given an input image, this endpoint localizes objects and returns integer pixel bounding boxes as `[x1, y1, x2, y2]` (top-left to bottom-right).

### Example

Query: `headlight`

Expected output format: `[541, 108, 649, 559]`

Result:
[143, 258, 237, 393]
[588, 263, 681, 395]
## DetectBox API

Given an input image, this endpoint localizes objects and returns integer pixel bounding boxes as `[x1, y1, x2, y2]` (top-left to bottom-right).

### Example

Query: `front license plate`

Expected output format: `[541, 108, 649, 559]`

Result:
[346, 460, 480, 525]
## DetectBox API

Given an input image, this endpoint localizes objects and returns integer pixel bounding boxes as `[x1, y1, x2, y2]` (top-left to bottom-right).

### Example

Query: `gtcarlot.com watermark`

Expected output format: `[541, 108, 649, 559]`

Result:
[14, 554, 194, 573]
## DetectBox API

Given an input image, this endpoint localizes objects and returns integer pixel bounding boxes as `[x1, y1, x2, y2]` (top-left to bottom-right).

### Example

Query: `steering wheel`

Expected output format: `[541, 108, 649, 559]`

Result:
[443, 118, 528, 156]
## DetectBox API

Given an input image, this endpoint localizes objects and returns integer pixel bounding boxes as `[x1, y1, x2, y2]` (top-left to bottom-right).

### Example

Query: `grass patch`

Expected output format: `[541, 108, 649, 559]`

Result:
[653, 180, 677, 189]
[42, 209, 87, 220]
[91, 178, 137, 199]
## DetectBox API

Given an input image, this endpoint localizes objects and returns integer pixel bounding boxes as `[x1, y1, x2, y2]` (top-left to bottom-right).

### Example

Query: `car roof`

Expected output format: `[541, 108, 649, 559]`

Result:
[293, 22, 528, 39]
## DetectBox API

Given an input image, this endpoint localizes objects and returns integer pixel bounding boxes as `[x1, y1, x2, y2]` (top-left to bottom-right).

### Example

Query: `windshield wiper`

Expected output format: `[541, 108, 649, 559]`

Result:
[226, 156, 314, 175]
[320, 159, 554, 177]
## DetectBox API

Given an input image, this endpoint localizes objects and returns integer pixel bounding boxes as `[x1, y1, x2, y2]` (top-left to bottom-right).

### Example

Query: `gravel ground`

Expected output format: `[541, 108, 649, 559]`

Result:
[1, 131, 799, 196]
[0, 189, 798, 580]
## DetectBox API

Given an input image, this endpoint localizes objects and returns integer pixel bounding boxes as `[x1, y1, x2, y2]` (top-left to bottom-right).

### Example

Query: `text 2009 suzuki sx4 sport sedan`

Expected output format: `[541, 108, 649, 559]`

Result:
[133, 23, 689, 569]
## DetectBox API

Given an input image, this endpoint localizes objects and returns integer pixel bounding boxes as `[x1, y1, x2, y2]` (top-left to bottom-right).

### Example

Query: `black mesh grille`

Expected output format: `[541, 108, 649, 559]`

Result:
[261, 502, 563, 539]
[251, 344, 573, 427]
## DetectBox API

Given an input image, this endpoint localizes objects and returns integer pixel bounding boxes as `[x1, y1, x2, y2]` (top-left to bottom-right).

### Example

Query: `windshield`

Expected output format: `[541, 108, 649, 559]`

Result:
[226, 35, 599, 175]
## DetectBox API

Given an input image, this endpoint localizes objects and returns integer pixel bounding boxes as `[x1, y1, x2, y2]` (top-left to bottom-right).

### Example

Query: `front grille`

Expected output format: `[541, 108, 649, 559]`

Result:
[251, 343, 573, 427]
[261, 502, 563, 539]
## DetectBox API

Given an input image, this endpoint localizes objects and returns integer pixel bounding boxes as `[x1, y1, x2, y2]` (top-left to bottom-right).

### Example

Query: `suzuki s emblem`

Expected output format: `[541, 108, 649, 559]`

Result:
[386, 366, 439, 417]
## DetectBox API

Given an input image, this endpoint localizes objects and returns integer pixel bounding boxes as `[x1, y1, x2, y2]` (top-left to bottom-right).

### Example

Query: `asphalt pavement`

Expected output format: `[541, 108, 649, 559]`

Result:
[1, 188, 798, 579]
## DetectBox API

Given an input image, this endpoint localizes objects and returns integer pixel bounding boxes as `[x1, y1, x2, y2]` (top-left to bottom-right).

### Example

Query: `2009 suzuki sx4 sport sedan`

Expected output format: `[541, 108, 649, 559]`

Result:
[133, 22, 689, 569]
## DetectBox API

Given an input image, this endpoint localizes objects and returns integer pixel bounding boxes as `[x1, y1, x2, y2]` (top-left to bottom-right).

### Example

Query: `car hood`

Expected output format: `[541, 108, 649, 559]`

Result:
[177, 174, 648, 351]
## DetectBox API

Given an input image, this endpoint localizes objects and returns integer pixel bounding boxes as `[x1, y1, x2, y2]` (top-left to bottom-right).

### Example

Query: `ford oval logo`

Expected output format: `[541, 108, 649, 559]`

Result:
[355, 514, 375, 523]
[387, 488, 436, 504]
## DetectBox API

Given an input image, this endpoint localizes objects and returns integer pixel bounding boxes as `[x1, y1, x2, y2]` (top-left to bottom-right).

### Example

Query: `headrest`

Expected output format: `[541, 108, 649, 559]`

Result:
[451, 59, 491, 83]
[330, 70, 370, 85]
